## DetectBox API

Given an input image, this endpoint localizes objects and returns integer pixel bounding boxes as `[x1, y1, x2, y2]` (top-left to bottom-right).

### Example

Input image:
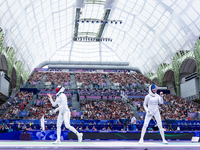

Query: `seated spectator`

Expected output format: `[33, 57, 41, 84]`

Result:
[163, 127, 167, 131]
[85, 126, 89, 131]
[16, 123, 22, 131]
[79, 127, 84, 131]
[124, 126, 129, 131]
[148, 126, 153, 131]
[8, 126, 13, 132]
[102, 127, 106, 131]
[107, 127, 112, 131]
[0, 125, 6, 133]
[45, 126, 48, 130]
[5, 125, 9, 130]
[51, 126, 56, 130]
[22, 124, 27, 133]
[92, 126, 97, 131]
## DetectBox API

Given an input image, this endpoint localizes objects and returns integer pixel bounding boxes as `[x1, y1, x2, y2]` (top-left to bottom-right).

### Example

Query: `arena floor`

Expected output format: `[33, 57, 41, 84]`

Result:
[0, 141, 199, 150]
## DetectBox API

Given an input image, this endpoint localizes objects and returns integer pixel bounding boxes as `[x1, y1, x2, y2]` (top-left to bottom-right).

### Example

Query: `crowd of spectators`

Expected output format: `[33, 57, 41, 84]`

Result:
[78, 89, 121, 97]
[107, 73, 136, 87]
[132, 73, 153, 85]
[2, 91, 33, 119]
[25, 71, 154, 91]
[75, 73, 106, 87]
[26, 72, 45, 85]
[45, 72, 70, 87]
[80, 100, 132, 120]
[160, 94, 200, 121]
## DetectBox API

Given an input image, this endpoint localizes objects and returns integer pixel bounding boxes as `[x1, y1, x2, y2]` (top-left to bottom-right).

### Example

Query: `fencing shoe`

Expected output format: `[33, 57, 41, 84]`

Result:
[78, 133, 83, 142]
[163, 139, 168, 144]
[53, 139, 61, 144]
[138, 139, 144, 144]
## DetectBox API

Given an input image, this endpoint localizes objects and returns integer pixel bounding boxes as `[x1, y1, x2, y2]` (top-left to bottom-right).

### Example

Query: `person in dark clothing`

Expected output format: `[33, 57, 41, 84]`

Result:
[22, 124, 27, 133]
[0, 125, 6, 133]
[16, 123, 22, 131]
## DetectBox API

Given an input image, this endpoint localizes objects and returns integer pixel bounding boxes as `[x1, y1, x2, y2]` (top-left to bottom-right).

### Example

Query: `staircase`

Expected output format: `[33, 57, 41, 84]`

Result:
[105, 78, 111, 88]
[14, 94, 37, 119]
[71, 93, 80, 111]
[37, 75, 46, 89]
[70, 74, 77, 90]
[24, 94, 37, 111]
[132, 77, 144, 91]
[128, 103, 139, 119]
[121, 94, 139, 119]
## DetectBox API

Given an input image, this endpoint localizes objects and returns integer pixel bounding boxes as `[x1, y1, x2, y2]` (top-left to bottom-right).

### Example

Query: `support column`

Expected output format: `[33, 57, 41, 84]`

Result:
[172, 55, 180, 96]
[14, 61, 23, 90]
[157, 65, 165, 87]
[2, 47, 15, 78]
[0, 28, 4, 56]
[21, 71, 29, 85]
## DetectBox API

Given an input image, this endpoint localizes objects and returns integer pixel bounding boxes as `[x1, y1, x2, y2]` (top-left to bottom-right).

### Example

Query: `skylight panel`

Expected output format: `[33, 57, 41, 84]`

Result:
[78, 4, 104, 35]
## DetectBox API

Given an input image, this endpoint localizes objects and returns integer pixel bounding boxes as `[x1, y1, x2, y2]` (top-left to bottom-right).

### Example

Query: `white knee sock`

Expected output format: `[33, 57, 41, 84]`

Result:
[140, 126, 147, 140]
[159, 127, 165, 140]
[57, 127, 61, 141]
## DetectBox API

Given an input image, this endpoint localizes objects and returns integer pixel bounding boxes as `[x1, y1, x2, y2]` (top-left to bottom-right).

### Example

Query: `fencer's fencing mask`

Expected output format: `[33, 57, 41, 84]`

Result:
[151, 84, 157, 93]
[56, 85, 65, 96]
[149, 84, 157, 96]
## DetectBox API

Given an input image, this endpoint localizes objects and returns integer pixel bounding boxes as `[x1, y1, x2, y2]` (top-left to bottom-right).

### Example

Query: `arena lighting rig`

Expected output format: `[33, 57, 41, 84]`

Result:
[73, 0, 119, 42]
[74, 37, 112, 42]
[77, 19, 122, 24]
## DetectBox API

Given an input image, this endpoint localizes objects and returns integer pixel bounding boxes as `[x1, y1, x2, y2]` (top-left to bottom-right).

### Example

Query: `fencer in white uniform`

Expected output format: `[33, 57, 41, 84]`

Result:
[138, 84, 168, 144]
[40, 115, 47, 131]
[47, 86, 83, 144]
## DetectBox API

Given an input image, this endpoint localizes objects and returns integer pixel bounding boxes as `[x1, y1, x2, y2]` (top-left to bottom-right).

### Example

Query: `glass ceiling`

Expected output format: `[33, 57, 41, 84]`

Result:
[0, 0, 200, 74]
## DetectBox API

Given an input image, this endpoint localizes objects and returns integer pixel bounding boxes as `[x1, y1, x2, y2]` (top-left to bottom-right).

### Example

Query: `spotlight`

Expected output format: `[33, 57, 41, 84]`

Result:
[82, 20, 84, 23]
[101, 21, 104, 24]
[115, 22, 117, 24]
[120, 21, 122, 24]
[77, 20, 79, 23]
[86, 20, 89, 23]
[96, 20, 99, 23]
[111, 21, 113, 24]
[91, 20, 94, 23]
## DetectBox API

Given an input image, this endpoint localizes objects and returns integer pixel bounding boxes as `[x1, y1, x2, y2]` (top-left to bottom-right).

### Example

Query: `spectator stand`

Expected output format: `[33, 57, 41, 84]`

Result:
[25, 72, 45, 88]
[0, 88, 22, 119]
[1, 91, 34, 119]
